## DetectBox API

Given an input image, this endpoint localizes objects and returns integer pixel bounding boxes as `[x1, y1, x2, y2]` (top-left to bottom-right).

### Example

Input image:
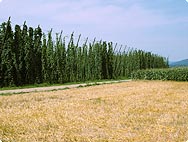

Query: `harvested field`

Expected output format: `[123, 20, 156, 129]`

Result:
[0, 81, 188, 142]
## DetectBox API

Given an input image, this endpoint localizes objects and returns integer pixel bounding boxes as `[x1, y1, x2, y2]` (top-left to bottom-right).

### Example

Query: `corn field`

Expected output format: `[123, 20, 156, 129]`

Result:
[0, 18, 168, 87]
[131, 67, 188, 81]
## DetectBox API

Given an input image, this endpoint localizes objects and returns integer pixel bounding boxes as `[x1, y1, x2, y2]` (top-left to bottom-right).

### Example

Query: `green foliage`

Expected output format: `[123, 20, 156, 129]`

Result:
[131, 67, 188, 81]
[0, 18, 169, 87]
[1, 17, 14, 86]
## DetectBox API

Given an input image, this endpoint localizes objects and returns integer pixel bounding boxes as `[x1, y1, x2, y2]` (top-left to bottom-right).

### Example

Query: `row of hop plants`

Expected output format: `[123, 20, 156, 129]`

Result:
[0, 18, 169, 87]
[131, 67, 188, 81]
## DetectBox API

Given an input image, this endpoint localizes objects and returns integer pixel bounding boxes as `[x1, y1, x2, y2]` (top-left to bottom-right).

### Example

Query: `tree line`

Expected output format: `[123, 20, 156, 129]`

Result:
[0, 18, 169, 87]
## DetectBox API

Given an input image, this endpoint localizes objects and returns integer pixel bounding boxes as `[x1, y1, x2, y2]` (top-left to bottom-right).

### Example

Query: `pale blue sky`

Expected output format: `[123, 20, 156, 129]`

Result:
[0, 0, 187, 61]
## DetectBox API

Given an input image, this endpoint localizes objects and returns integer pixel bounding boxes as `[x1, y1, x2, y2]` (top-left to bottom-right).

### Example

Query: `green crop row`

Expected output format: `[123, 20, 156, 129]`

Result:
[0, 18, 168, 87]
[131, 67, 188, 81]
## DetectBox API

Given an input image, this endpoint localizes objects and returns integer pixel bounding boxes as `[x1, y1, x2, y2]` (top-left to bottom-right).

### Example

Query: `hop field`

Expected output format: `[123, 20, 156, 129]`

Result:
[0, 81, 188, 142]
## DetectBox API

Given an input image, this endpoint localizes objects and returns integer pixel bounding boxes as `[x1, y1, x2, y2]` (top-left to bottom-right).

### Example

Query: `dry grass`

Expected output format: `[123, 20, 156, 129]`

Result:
[0, 81, 188, 142]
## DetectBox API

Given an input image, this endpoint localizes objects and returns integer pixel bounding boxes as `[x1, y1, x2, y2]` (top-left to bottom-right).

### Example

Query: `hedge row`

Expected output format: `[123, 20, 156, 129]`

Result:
[131, 67, 188, 81]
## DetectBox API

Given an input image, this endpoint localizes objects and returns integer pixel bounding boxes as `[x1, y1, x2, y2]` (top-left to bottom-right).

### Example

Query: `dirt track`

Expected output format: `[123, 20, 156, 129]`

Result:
[0, 80, 131, 94]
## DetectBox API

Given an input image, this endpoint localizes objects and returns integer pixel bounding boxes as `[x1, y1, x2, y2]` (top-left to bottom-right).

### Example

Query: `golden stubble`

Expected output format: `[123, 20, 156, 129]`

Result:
[0, 81, 188, 142]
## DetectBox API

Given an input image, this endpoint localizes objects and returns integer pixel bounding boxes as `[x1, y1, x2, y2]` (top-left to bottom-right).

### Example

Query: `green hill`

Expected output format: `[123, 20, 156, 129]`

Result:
[170, 59, 188, 67]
